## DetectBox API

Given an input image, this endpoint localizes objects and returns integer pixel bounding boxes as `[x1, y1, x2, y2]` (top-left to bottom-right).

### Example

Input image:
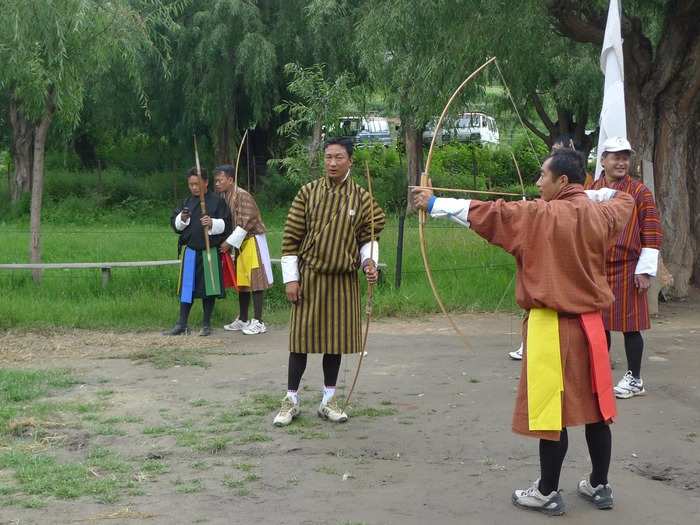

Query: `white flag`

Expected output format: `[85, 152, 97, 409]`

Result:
[594, 0, 627, 180]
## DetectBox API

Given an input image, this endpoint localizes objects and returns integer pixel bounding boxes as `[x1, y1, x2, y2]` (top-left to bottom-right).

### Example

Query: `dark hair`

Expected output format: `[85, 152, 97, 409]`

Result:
[187, 167, 208, 181]
[324, 137, 354, 158]
[214, 164, 235, 178]
[545, 149, 586, 185]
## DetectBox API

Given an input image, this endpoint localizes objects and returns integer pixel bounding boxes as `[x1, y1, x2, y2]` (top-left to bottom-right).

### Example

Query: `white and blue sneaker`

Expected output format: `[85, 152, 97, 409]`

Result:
[614, 371, 645, 399]
[512, 479, 565, 516]
[577, 479, 614, 510]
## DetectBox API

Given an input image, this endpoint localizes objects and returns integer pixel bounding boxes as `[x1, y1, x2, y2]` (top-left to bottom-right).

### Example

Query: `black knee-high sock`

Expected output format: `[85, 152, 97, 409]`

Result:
[252, 291, 264, 321]
[202, 297, 215, 327]
[322, 354, 342, 387]
[623, 331, 644, 378]
[539, 428, 569, 495]
[239, 292, 251, 322]
[585, 422, 612, 487]
[605, 330, 611, 351]
[178, 302, 193, 326]
[287, 353, 308, 391]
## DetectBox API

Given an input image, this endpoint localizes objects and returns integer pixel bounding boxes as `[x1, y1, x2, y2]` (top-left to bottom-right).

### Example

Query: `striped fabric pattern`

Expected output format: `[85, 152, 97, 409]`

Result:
[588, 174, 663, 331]
[283, 176, 385, 354]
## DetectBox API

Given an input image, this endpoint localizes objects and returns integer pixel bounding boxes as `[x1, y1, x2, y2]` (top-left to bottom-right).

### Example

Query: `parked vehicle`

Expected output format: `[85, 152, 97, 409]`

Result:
[338, 116, 393, 147]
[422, 112, 500, 145]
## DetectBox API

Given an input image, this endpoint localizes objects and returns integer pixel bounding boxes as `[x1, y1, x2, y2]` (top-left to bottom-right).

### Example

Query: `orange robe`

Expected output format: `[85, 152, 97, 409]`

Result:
[432, 185, 634, 439]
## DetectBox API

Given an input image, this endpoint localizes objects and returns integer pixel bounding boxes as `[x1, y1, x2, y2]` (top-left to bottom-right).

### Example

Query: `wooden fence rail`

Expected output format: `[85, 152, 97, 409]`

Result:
[0, 259, 386, 288]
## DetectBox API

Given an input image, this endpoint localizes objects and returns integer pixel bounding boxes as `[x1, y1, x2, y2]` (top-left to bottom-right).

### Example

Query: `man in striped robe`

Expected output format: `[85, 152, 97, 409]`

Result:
[273, 137, 385, 426]
[586, 137, 663, 399]
[214, 165, 274, 336]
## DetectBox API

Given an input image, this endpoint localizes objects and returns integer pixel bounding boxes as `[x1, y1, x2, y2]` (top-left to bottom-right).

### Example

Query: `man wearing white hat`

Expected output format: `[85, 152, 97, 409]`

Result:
[587, 137, 663, 399]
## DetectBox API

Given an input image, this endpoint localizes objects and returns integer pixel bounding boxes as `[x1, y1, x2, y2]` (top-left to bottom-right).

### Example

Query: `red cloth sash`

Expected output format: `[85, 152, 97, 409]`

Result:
[221, 252, 238, 291]
[580, 312, 617, 422]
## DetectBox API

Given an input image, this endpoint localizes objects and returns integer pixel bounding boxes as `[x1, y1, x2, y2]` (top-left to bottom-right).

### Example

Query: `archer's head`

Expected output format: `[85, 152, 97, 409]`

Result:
[187, 167, 208, 197]
[537, 149, 586, 201]
[214, 164, 235, 194]
[323, 137, 353, 184]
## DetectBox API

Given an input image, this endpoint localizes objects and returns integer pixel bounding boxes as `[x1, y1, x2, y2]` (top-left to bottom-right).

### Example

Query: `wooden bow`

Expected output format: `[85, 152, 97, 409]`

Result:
[344, 161, 376, 408]
[194, 135, 217, 288]
[232, 129, 250, 216]
[419, 57, 531, 349]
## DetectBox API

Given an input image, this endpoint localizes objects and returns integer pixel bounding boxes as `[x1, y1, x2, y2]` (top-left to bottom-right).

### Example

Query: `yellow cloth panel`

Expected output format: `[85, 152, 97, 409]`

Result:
[526, 308, 564, 431]
[236, 237, 260, 287]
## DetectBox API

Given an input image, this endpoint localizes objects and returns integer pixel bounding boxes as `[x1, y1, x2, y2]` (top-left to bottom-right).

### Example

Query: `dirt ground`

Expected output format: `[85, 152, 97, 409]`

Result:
[1, 298, 699, 525]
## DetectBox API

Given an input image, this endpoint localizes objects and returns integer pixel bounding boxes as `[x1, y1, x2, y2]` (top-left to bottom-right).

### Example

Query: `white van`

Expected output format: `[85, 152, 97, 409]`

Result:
[423, 112, 500, 145]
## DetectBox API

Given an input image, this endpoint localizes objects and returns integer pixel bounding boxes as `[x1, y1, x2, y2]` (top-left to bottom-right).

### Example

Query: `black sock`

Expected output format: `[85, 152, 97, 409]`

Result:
[605, 330, 611, 352]
[239, 292, 250, 322]
[253, 291, 264, 322]
[178, 302, 193, 326]
[287, 353, 308, 391]
[585, 422, 611, 487]
[202, 298, 215, 327]
[322, 354, 342, 387]
[623, 331, 644, 378]
[539, 428, 568, 495]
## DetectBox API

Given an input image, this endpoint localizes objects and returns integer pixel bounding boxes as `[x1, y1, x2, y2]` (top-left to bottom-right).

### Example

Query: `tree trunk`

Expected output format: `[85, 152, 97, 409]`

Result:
[404, 120, 423, 212]
[8, 101, 34, 202]
[624, 8, 700, 297]
[549, 0, 700, 296]
[29, 107, 54, 283]
[308, 119, 323, 175]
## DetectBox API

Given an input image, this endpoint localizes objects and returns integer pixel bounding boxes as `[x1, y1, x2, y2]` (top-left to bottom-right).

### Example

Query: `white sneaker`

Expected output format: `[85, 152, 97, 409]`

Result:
[242, 319, 267, 335]
[509, 343, 523, 360]
[512, 479, 565, 516]
[614, 370, 646, 399]
[317, 399, 348, 423]
[273, 395, 300, 427]
[577, 479, 614, 510]
[224, 317, 249, 331]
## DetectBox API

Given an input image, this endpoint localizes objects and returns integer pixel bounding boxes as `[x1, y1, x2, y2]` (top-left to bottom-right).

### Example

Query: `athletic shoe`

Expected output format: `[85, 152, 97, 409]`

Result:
[512, 479, 565, 516]
[577, 479, 614, 510]
[614, 370, 646, 399]
[199, 326, 211, 337]
[223, 317, 249, 331]
[509, 343, 523, 360]
[317, 399, 348, 423]
[163, 324, 190, 336]
[273, 395, 300, 427]
[242, 319, 267, 335]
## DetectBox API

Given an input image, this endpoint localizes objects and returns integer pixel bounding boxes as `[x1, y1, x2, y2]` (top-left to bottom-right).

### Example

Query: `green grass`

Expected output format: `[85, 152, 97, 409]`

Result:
[0, 210, 517, 330]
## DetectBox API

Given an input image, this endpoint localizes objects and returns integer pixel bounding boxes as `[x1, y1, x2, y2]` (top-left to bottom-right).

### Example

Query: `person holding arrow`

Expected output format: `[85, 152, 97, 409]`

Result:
[165, 167, 232, 337]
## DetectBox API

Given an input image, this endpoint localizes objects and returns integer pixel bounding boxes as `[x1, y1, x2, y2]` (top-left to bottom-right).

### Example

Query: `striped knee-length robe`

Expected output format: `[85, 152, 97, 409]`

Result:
[587, 174, 663, 332]
[282, 176, 385, 354]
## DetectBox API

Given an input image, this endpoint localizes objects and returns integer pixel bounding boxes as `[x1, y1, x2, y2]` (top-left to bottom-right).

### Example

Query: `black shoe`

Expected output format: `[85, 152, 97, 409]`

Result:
[199, 326, 211, 337]
[163, 324, 190, 336]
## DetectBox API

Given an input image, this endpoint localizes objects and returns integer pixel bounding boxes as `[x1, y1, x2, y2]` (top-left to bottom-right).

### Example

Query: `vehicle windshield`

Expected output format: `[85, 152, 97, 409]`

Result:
[363, 119, 389, 133]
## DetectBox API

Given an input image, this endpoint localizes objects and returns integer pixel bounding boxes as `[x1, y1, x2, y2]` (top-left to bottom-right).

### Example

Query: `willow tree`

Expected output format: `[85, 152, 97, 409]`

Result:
[0, 0, 182, 280]
[356, 0, 483, 192]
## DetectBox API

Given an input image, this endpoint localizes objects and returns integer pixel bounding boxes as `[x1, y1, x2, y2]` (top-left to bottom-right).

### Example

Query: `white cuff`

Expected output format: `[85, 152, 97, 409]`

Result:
[175, 213, 190, 231]
[430, 198, 471, 228]
[635, 247, 659, 277]
[584, 188, 617, 203]
[226, 226, 247, 249]
[209, 218, 225, 236]
[281, 255, 299, 283]
[360, 241, 379, 267]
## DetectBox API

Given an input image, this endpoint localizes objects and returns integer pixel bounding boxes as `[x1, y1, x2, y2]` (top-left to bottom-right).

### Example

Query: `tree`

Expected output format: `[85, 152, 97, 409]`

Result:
[0, 0, 181, 280]
[547, 0, 700, 296]
[474, 0, 602, 157]
[356, 0, 485, 197]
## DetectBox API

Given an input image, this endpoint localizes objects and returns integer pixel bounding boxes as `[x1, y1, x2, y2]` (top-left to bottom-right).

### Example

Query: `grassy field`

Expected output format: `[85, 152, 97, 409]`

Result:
[0, 210, 517, 330]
